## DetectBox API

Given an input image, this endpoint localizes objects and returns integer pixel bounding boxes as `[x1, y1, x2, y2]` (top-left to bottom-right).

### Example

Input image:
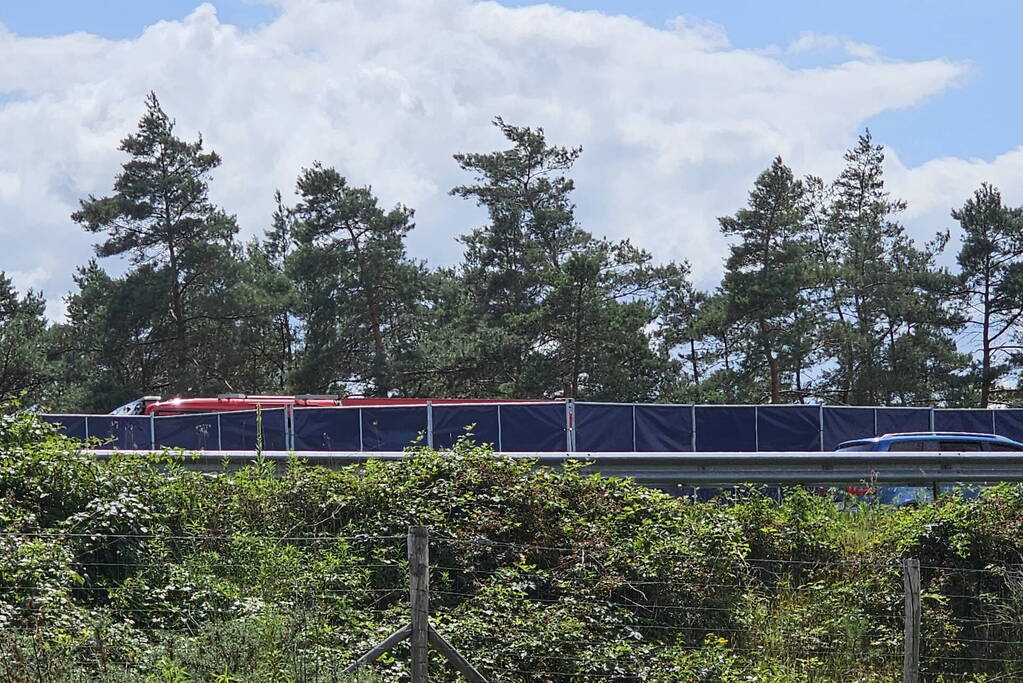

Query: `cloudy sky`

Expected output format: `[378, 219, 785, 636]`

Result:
[3, 0, 1023, 321]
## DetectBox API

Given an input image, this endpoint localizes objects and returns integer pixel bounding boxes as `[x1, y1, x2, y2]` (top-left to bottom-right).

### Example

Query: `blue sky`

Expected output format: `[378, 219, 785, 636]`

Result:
[506, 0, 1017, 166]
[1, 0, 1017, 166]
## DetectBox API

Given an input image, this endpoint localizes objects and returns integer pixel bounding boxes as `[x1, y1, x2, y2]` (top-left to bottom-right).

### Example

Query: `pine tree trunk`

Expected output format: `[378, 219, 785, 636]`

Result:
[768, 355, 781, 404]
[981, 276, 991, 408]
[166, 241, 188, 387]
[689, 338, 700, 386]
[350, 229, 389, 397]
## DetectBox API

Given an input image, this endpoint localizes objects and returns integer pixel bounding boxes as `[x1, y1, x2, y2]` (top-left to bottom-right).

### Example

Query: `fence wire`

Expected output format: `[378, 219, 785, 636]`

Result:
[2, 529, 1023, 681]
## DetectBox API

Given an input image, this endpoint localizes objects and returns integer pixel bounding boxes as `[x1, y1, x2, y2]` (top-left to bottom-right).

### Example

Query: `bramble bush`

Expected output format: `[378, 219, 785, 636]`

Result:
[3, 409, 1023, 680]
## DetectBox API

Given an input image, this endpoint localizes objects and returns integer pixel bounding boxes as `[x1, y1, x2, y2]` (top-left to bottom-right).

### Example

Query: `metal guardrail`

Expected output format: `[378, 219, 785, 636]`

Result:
[88, 450, 1023, 485]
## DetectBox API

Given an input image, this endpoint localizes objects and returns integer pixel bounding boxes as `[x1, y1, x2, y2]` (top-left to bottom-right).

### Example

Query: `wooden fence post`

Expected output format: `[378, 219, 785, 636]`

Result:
[903, 558, 921, 683]
[409, 526, 430, 683]
[343, 527, 489, 682]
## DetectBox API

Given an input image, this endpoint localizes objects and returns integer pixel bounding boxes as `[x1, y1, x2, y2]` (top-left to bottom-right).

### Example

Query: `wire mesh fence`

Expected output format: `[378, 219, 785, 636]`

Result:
[0, 530, 413, 681]
[2, 527, 1023, 681]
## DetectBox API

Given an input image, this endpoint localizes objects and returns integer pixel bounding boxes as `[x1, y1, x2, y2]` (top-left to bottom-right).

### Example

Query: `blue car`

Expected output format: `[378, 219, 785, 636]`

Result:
[834, 431, 1023, 506]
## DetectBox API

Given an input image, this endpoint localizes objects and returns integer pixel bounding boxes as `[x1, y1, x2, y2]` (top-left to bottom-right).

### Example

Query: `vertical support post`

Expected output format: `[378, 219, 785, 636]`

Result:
[286, 405, 294, 451]
[690, 405, 697, 452]
[929, 408, 935, 432]
[217, 414, 223, 451]
[496, 405, 503, 452]
[566, 399, 576, 451]
[754, 405, 760, 452]
[344, 526, 488, 680]
[84, 416, 91, 441]
[819, 405, 825, 451]
[873, 408, 879, 437]
[992, 409, 997, 436]
[408, 526, 430, 683]
[903, 558, 921, 683]
[358, 408, 364, 452]
[632, 405, 637, 452]
[149, 414, 155, 450]
[426, 402, 434, 449]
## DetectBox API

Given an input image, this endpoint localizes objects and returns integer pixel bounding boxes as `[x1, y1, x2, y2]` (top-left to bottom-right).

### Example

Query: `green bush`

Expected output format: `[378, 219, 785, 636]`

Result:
[3, 410, 1023, 680]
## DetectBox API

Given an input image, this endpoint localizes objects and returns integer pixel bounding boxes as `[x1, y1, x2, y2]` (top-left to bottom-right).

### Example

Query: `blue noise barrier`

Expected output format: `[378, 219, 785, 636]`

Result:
[361, 406, 428, 451]
[42, 402, 1023, 456]
[995, 411, 1023, 443]
[574, 404, 634, 452]
[293, 408, 360, 451]
[633, 405, 693, 452]
[219, 409, 287, 451]
[758, 405, 821, 451]
[498, 403, 567, 451]
[85, 415, 152, 449]
[695, 406, 757, 452]
[154, 414, 218, 451]
[41, 414, 87, 441]
[934, 409, 995, 435]
[822, 407, 876, 450]
[432, 404, 500, 449]
[875, 408, 931, 435]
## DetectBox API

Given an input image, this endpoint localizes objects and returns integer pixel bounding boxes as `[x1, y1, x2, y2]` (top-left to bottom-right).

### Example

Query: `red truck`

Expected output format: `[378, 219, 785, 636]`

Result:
[111, 394, 533, 416]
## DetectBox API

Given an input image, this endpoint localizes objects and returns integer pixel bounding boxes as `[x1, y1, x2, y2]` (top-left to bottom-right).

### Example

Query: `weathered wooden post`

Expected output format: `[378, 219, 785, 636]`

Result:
[409, 526, 430, 683]
[903, 558, 921, 683]
[343, 527, 489, 682]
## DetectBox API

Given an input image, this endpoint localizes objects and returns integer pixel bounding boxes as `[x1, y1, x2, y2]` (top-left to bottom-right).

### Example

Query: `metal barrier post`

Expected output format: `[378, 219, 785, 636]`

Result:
[691, 405, 697, 452]
[566, 399, 576, 451]
[427, 401, 434, 449]
[632, 405, 637, 452]
[819, 405, 825, 451]
[496, 405, 502, 452]
[754, 405, 759, 452]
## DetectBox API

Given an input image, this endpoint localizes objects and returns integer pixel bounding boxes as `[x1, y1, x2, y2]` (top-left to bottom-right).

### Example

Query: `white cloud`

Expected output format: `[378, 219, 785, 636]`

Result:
[787, 31, 880, 60]
[0, 0, 991, 318]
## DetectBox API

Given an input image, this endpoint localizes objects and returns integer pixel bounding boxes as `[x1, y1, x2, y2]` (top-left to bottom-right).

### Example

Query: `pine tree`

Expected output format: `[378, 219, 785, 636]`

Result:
[654, 275, 711, 402]
[819, 132, 966, 404]
[954, 184, 1023, 406]
[234, 194, 301, 392]
[68, 92, 258, 403]
[0, 273, 55, 407]
[443, 118, 677, 399]
[718, 157, 814, 403]
[286, 163, 426, 396]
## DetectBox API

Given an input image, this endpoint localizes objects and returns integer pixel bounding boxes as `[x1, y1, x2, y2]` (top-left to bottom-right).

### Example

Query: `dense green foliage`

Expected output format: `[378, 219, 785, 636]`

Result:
[0, 274, 58, 407]
[6, 411, 1023, 681]
[9, 94, 1023, 409]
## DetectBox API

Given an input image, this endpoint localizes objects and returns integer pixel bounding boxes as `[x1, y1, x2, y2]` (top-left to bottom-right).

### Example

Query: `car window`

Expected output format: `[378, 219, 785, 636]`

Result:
[887, 440, 938, 451]
[939, 441, 984, 452]
[989, 442, 1023, 451]
[835, 443, 875, 451]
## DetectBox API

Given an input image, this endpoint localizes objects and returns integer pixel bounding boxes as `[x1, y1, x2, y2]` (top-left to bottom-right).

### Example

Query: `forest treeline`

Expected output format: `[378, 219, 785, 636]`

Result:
[3, 93, 1022, 412]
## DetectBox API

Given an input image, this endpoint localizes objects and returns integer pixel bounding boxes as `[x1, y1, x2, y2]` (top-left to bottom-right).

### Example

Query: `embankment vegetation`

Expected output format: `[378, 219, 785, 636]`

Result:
[4, 410, 1023, 681]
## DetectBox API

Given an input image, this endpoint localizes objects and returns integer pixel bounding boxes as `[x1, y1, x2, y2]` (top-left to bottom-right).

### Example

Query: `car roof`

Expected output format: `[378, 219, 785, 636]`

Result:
[836, 432, 1023, 449]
